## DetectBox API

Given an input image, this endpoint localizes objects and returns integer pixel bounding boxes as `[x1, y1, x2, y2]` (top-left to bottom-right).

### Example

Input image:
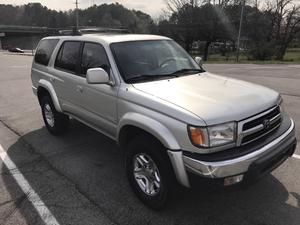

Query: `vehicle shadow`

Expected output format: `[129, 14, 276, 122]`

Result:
[2, 120, 300, 225]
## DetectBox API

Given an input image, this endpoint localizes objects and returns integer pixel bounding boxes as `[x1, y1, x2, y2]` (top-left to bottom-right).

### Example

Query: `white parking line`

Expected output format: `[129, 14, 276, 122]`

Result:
[293, 154, 300, 160]
[0, 144, 60, 225]
[10, 66, 28, 68]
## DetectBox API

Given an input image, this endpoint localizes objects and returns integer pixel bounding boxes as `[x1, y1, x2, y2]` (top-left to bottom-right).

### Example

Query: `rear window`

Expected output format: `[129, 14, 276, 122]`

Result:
[34, 39, 59, 66]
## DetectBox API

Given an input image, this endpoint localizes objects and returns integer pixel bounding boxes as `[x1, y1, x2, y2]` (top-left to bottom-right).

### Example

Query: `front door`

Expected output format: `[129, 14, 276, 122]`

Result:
[76, 42, 118, 138]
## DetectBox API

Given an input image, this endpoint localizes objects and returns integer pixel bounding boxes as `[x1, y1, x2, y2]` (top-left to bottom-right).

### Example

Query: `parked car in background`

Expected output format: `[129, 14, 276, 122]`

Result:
[8, 47, 24, 53]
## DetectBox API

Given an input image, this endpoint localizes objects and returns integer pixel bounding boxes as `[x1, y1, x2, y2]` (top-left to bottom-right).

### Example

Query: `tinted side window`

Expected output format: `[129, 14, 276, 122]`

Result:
[81, 43, 110, 75]
[34, 39, 59, 66]
[55, 41, 81, 73]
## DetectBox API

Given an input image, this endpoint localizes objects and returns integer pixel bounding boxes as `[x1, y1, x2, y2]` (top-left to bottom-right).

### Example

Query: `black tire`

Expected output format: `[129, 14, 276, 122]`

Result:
[125, 135, 176, 210]
[41, 94, 69, 135]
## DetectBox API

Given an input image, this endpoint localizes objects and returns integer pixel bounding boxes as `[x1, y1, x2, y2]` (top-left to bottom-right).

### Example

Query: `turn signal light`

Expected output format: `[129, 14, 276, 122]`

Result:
[188, 126, 205, 146]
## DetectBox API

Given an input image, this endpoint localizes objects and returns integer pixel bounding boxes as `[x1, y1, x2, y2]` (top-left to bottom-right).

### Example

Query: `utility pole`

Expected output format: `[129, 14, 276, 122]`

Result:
[75, 0, 79, 31]
[236, 0, 245, 62]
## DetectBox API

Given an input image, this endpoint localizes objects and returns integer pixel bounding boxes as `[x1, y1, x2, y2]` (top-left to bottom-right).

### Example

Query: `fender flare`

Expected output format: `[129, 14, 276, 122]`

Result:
[38, 79, 62, 112]
[117, 112, 180, 150]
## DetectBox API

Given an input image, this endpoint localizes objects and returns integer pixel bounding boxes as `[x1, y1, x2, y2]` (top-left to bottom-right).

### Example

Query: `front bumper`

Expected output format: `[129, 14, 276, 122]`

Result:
[168, 119, 296, 188]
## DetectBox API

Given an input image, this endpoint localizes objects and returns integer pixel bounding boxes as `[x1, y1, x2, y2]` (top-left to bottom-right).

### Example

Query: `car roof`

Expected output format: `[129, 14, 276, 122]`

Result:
[42, 34, 171, 45]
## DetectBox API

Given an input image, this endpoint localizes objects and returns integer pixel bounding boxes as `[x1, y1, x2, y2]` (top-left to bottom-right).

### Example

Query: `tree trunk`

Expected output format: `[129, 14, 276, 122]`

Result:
[275, 44, 288, 60]
[203, 41, 211, 61]
[184, 37, 193, 53]
[185, 42, 191, 53]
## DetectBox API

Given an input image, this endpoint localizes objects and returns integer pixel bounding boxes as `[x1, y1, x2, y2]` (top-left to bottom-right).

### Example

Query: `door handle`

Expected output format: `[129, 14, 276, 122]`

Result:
[76, 85, 83, 93]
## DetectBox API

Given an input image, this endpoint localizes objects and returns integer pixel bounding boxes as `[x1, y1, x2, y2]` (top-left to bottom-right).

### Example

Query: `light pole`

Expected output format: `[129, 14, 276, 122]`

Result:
[236, 0, 245, 62]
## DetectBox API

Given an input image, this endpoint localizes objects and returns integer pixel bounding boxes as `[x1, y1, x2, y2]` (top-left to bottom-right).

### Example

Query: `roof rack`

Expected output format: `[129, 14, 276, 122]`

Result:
[58, 27, 129, 36]
[80, 27, 129, 34]
[58, 27, 81, 36]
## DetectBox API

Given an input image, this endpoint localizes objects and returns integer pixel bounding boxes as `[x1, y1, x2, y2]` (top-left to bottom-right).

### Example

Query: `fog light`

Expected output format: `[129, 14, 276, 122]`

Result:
[224, 174, 244, 186]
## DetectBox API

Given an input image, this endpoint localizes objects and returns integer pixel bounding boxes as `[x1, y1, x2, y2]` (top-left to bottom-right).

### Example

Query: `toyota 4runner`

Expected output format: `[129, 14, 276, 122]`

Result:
[31, 34, 297, 209]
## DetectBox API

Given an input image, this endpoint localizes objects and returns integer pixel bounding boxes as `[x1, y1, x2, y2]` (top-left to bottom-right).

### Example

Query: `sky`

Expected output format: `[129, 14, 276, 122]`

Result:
[0, 0, 167, 17]
[0, 0, 299, 17]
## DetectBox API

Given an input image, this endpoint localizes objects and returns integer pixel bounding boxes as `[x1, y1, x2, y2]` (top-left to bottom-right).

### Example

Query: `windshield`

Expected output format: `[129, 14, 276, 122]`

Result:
[110, 40, 204, 83]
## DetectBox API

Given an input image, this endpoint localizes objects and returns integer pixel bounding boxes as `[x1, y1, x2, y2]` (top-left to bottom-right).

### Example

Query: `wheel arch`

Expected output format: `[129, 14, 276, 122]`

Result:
[117, 113, 180, 150]
[37, 79, 62, 112]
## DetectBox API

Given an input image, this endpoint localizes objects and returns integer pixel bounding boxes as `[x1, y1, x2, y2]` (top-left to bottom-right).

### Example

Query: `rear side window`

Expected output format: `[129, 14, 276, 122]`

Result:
[81, 43, 110, 76]
[55, 41, 81, 74]
[34, 39, 59, 66]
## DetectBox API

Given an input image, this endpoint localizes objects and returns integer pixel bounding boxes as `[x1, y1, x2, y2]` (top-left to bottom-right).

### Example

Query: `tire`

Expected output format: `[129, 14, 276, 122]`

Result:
[125, 135, 176, 210]
[41, 95, 69, 135]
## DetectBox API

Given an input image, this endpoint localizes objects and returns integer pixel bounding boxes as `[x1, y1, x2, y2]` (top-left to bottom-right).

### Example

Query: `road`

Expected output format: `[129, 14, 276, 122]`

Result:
[0, 53, 299, 225]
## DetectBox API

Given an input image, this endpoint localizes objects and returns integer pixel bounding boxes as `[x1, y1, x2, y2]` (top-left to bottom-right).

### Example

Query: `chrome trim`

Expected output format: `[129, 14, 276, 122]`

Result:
[270, 113, 281, 123]
[182, 119, 294, 178]
[167, 150, 190, 187]
[237, 106, 281, 146]
[242, 124, 264, 136]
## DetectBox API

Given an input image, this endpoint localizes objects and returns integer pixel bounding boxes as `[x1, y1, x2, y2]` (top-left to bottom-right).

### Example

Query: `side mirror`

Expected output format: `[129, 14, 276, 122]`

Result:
[86, 68, 112, 85]
[195, 56, 203, 66]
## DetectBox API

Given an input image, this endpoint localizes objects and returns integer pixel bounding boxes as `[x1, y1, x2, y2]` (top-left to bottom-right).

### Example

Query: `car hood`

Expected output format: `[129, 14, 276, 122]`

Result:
[132, 72, 280, 125]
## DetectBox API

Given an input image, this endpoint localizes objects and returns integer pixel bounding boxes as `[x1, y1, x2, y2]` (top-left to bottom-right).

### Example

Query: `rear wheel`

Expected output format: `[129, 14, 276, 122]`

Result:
[41, 95, 69, 135]
[125, 135, 176, 209]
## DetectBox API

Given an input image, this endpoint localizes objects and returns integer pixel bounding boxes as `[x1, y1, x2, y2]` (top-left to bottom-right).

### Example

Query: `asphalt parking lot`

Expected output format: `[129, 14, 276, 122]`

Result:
[0, 53, 299, 225]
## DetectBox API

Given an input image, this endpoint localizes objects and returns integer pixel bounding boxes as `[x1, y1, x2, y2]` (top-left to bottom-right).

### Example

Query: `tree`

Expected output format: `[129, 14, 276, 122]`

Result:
[165, 0, 203, 13]
[270, 0, 300, 59]
[163, 1, 231, 59]
[0, 3, 155, 34]
[162, 0, 299, 61]
[245, 0, 300, 60]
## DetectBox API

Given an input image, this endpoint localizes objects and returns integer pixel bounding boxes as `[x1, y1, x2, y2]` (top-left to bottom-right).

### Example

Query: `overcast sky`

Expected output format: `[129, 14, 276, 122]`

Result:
[0, 0, 299, 17]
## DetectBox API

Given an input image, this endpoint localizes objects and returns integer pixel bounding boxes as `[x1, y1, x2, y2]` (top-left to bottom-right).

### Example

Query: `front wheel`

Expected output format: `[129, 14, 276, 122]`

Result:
[125, 136, 176, 209]
[41, 95, 69, 135]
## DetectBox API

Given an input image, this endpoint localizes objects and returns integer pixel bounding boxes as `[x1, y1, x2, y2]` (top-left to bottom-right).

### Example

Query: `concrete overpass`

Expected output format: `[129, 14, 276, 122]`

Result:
[0, 25, 59, 50]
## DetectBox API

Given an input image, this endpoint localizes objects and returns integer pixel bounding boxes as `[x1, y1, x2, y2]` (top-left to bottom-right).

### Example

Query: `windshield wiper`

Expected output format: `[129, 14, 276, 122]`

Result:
[171, 68, 204, 75]
[125, 74, 178, 83]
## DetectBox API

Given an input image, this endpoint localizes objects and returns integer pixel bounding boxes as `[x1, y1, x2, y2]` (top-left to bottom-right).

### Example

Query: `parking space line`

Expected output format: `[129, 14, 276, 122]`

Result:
[10, 66, 28, 68]
[0, 144, 60, 225]
[293, 154, 300, 160]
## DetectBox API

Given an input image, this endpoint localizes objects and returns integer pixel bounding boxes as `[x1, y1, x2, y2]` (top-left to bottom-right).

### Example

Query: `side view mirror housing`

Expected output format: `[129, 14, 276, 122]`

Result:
[86, 68, 113, 85]
[195, 56, 203, 66]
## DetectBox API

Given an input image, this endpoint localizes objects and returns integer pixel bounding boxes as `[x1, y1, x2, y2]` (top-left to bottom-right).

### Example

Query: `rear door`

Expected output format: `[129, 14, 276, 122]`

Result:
[50, 41, 85, 118]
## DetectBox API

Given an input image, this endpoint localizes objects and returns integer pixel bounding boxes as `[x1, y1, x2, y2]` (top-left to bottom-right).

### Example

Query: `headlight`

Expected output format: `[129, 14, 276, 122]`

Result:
[188, 122, 236, 148]
[207, 123, 236, 147]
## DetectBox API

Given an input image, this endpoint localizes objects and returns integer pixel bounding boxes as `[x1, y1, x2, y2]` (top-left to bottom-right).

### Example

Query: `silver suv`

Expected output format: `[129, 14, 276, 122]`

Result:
[31, 34, 297, 209]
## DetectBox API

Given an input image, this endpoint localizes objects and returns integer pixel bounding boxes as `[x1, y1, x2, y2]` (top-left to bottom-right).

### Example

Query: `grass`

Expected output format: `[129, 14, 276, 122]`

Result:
[200, 48, 300, 64]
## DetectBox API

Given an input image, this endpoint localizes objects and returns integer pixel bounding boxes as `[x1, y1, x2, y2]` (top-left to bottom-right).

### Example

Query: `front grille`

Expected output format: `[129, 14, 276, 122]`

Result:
[243, 106, 280, 131]
[240, 106, 282, 145]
